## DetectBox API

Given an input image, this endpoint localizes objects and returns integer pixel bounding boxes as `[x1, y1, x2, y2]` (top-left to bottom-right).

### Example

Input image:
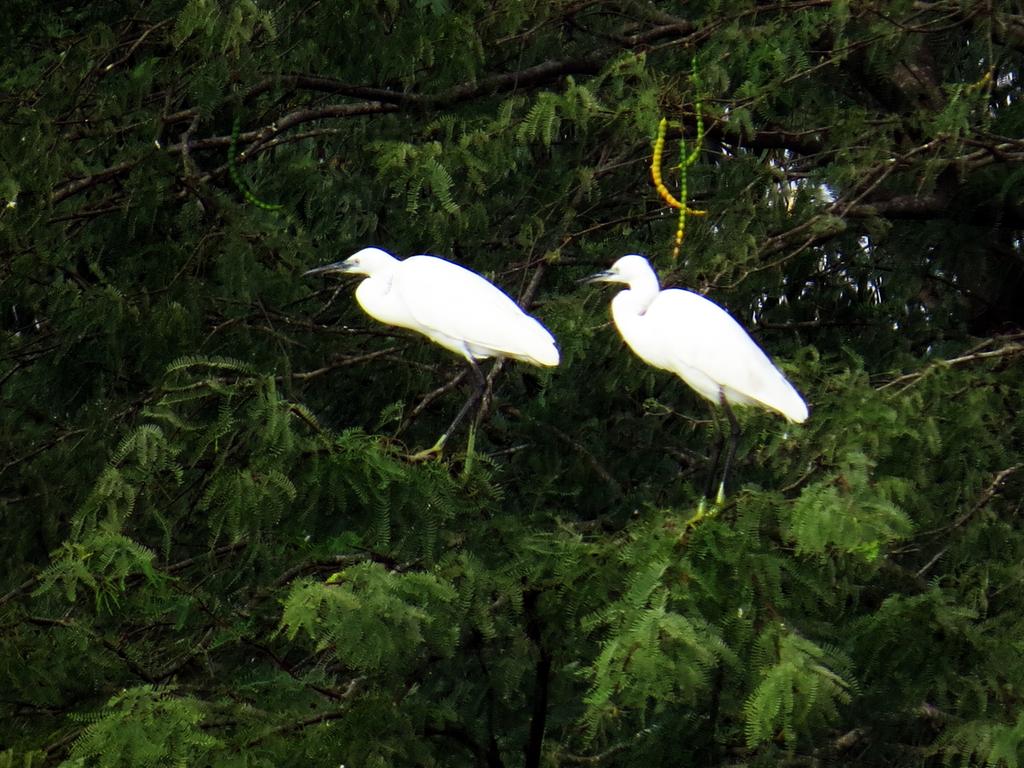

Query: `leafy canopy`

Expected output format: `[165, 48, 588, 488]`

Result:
[2, 1, 1023, 767]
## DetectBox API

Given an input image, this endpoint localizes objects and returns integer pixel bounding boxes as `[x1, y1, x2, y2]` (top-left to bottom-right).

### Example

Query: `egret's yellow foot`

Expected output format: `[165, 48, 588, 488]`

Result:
[684, 491, 724, 532]
[406, 434, 448, 462]
[697, 496, 708, 518]
[684, 498, 709, 529]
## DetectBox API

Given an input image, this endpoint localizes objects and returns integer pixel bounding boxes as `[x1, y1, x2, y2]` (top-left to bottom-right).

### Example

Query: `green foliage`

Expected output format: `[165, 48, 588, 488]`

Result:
[173, 0, 276, 59]
[63, 686, 219, 767]
[35, 532, 157, 606]
[743, 629, 856, 749]
[281, 563, 458, 675]
[580, 558, 729, 739]
[933, 712, 1024, 768]
[228, 115, 284, 211]
[2, 1, 1023, 766]
[788, 449, 913, 560]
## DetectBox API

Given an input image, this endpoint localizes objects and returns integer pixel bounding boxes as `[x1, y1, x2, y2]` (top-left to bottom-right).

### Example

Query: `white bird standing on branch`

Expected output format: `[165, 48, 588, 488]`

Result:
[305, 247, 559, 456]
[585, 254, 807, 501]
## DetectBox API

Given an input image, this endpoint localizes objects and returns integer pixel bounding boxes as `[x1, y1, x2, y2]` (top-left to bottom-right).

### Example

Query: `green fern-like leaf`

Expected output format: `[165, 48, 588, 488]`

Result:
[517, 93, 561, 147]
[743, 628, 855, 749]
[165, 355, 257, 377]
[280, 564, 458, 674]
[68, 685, 219, 767]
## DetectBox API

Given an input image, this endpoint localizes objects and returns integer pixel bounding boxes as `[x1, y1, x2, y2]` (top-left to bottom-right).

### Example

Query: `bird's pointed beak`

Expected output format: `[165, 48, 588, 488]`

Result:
[303, 259, 356, 277]
[580, 269, 617, 285]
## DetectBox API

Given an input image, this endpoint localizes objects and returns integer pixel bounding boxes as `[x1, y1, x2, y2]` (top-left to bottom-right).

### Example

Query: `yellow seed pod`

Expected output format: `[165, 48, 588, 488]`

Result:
[652, 118, 684, 210]
[652, 94, 708, 262]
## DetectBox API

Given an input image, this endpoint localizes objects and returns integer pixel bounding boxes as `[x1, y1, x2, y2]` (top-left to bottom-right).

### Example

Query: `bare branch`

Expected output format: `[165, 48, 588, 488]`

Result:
[879, 339, 1024, 392]
[282, 346, 404, 382]
[242, 677, 364, 748]
[99, 20, 170, 76]
[52, 161, 137, 204]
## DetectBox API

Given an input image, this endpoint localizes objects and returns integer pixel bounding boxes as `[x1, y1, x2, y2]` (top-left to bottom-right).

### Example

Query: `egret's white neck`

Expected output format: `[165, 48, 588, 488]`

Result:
[618, 267, 660, 316]
[355, 266, 401, 327]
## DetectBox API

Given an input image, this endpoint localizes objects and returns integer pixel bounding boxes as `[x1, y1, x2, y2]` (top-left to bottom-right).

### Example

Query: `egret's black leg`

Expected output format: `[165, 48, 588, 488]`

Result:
[409, 358, 486, 460]
[716, 396, 742, 504]
[446, 357, 487, 437]
[703, 407, 726, 500]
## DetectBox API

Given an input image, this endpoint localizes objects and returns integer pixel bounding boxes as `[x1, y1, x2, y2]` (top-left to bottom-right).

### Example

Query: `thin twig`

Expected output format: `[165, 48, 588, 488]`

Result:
[180, 112, 201, 180]
[398, 369, 468, 435]
[951, 464, 1023, 529]
[282, 346, 402, 382]
[270, 554, 370, 588]
[163, 540, 250, 574]
[878, 342, 1024, 392]
[530, 414, 622, 496]
[0, 429, 87, 477]
[99, 20, 170, 74]
[561, 727, 653, 764]
[0, 575, 39, 608]
[242, 677, 364, 748]
[915, 463, 1022, 578]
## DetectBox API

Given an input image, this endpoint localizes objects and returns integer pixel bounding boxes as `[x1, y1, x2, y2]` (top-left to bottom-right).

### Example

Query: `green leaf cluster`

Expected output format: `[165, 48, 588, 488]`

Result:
[2, 1, 1023, 767]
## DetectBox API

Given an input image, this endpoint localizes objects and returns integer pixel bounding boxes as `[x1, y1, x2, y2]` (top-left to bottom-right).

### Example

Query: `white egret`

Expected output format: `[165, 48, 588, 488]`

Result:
[586, 254, 807, 500]
[305, 247, 559, 456]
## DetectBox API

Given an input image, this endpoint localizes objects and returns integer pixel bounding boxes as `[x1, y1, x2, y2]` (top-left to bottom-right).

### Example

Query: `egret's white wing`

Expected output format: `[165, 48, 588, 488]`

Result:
[395, 256, 559, 366]
[647, 289, 807, 422]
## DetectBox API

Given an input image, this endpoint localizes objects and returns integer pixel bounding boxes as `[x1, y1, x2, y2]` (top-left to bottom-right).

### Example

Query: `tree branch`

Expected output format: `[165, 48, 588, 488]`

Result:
[523, 589, 551, 768]
[242, 676, 363, 748]
[281, 346, 404, 383]
[52, 15, 709, 205]
[52, 161, 137, 204]
[878, 338, 1024, 392]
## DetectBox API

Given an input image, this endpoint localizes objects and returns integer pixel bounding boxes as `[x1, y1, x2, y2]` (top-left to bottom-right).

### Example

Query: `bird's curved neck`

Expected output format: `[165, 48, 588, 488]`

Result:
[621, 269, 660, 315]
[355, 271, 402, 326]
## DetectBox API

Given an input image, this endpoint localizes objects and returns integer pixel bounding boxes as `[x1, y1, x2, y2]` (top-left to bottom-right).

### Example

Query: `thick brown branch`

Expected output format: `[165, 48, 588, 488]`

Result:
[52, 161, 137, 204]
[247, 74, 418, 106]
[430, 57, 603, 104]
[846, 190, 1024, 229]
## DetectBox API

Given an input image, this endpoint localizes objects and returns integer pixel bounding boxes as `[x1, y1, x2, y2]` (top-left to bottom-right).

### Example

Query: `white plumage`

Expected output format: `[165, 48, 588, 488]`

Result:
[588, 254, 807, 422]
[305, 247, 559, 367]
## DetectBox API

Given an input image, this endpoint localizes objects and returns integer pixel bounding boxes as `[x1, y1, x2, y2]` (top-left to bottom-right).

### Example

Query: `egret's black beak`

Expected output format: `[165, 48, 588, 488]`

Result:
[580, 270, 616, 285]
[303, 260, 354, 277]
